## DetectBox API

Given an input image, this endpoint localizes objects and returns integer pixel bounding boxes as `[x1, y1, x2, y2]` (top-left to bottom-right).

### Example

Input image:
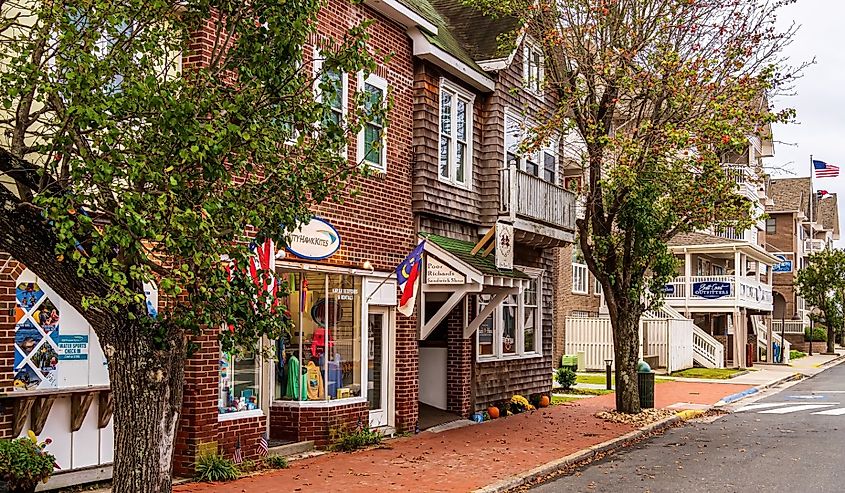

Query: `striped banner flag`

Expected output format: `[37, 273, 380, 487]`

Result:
[233, 436, 243, 464]
[813, 160, 840, 178]
[257, 433, 269, 457]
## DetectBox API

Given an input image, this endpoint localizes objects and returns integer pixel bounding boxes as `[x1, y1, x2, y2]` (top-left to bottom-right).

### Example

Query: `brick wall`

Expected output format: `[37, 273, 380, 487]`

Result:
[269, 400, 368, 446]
[0, 253, 25, 437]
[446, 303, 472, 416]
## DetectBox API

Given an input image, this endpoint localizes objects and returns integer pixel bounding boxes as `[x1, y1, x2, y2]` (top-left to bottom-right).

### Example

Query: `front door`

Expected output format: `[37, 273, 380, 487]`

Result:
[368, 308, 390, 428]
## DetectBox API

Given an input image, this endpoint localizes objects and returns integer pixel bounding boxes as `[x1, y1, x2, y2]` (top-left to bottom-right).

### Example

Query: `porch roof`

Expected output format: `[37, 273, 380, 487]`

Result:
[668, 232, 780, 265]
[421, 233, 530, 280]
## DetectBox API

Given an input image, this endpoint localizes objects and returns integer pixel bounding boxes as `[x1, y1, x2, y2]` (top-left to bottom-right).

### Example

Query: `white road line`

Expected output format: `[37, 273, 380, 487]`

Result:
[812, 408, 845, 416]
[734, 402, 792, 413]
[759, 404, 836, 414]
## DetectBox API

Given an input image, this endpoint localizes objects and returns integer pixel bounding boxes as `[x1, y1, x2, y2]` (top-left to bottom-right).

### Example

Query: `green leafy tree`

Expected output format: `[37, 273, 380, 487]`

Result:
[0, 1, 387, 491]
[796, 249, 845, 354]
[473, 0, 800, 412]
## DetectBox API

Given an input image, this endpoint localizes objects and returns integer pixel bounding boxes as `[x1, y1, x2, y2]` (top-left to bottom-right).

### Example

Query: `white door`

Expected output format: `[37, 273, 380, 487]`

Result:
[367, 308, 390, 428]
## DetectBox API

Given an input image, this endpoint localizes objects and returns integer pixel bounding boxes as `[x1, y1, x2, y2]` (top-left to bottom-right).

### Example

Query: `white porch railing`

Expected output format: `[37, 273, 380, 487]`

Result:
[723, 163, 759, 200]
[499, 165, 576, 230]
[804, 238, 825, 254]
[692, 325, 724, 368]
[771, 320, 806, 334]
[664, 275, 773, 310]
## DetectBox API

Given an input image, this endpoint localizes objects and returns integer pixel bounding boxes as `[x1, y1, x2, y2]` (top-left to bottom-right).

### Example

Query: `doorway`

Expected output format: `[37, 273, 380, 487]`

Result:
[367, 307, 390, 428]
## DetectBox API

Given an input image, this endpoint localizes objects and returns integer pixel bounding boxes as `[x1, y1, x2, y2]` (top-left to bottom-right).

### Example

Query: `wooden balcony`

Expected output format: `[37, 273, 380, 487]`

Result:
[499, 165, 576, 243]
[663, 275, 773, 312]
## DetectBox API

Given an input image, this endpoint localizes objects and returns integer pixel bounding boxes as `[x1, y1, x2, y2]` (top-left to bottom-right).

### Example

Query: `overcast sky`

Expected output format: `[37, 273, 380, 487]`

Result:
[769, 0, 845, 247]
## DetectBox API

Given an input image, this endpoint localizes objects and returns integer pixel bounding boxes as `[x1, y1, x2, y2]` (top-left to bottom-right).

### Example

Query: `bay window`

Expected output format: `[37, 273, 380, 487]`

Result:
[476, 272, 542, 360]
[439, 80, 473, 187]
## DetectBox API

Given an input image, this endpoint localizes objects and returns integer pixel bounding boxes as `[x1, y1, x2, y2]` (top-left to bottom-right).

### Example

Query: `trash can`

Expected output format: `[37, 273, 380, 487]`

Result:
[561, 354, 578, 372]
[637, 361, 655, 409]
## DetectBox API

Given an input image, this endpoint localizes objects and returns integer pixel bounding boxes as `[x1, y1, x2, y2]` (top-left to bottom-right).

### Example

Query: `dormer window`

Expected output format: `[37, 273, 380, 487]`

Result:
[523, 40, 544, 94]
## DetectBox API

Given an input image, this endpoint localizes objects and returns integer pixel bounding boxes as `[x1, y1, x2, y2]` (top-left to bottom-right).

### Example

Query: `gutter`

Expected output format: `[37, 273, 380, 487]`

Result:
[407, 27, 496, 92]
[364, 0, 438, 35]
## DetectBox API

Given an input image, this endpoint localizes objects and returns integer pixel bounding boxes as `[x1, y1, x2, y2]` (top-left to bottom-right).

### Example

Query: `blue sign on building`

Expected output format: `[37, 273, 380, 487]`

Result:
[692, 281, 732, 299]
[662, 285, 675, 295]
[772, 254, 793, 273]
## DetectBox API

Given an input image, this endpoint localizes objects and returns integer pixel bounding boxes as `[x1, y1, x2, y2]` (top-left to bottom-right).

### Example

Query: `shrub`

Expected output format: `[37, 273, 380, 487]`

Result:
[555, 367, 577, 390]
[264, 455, 289, 469]
[329, 426, 383, 452]
[195, 453, 239, 482]
[804, 327, 827, 342]
[790, 350, 807, 360]
[0, 433, 56, 492]
[509, 395, 535, 414]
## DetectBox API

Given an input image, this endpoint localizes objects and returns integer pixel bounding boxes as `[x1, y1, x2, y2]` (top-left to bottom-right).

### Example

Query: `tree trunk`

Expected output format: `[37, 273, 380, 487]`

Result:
[607, 299, 642, 414]
[827, 325, 835, 354]
[106, 322, 186, 493]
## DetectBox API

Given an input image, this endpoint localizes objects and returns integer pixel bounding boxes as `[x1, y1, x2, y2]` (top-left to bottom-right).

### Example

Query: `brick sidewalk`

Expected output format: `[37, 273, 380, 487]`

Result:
[176, 381, 750, 493]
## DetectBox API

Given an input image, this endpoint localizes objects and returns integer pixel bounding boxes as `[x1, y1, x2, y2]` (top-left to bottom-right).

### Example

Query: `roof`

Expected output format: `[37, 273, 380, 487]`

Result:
[398, 0, 519, 71]
[421, 232, 530, 279]
[667, 232, 744, 247]
[818, 194, 840, 236]
[767, 177, 812, 216]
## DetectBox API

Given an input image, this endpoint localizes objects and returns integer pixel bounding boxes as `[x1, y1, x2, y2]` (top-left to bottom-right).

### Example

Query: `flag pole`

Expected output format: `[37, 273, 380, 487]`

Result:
[809, 155, 814, 226]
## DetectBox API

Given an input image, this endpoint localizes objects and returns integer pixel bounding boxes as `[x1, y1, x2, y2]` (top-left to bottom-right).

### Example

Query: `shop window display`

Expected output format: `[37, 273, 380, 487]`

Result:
[219, 352, 260, 413]
[274, 271, 362, 402]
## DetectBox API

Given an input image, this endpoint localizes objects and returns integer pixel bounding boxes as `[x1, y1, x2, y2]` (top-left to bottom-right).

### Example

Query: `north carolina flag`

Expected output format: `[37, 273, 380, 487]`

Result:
[396, 241, 425, 317]
[813, 160, 840, 178]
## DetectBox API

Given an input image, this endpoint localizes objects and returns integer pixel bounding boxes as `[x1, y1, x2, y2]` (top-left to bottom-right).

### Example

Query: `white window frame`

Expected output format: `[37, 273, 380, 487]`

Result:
[356, 72, 388, 172]
[505, 109, 558, 185]
[522, 38, 545, 95]
[438, 79, 474, 189]
[476, 268, 543, 361]
[571, 262, 588, 294]
[313, 47, 348, 153]
[594, 276, 603, 295]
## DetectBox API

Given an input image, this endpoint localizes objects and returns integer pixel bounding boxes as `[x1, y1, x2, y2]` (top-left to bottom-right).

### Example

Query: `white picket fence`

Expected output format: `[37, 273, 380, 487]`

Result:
[564, 317, 694, 372]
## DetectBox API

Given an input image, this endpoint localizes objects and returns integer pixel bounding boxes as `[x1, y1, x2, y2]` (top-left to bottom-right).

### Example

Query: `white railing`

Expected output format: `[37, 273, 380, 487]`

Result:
[664, 275, 773, 310]
[723, 163, 758, 200]
[500, 165, 577, 230]
[692, 325, 725, 368]
[771, 320, 806, 334]
[572, 263, 589, 294]
[804, 239, 825, 254]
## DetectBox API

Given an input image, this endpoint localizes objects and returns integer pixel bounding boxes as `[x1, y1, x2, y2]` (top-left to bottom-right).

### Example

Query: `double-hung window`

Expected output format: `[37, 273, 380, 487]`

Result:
[314, 49, 348, 136]
[357, 72, 388, 172]
[439, 81, 473, 187]
[505, 111, 558, 185]
[523, 40, 545, 94]
[476, 271, 542, 360]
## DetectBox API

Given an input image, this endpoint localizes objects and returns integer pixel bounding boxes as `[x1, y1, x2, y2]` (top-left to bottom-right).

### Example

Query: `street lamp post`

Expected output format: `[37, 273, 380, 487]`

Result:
[809, 307, 824, 357]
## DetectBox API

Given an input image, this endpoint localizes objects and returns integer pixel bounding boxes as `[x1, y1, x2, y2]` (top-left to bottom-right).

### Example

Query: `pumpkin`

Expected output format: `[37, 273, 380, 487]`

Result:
[538, 395, 550, 408]
[487, 405, 500, 419]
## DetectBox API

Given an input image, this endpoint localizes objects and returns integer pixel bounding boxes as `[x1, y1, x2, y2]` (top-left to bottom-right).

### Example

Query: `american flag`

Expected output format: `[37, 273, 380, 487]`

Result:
[233, 436, 243, 464]
[257, 433, 268, 457]
[813, 160, 840, 178]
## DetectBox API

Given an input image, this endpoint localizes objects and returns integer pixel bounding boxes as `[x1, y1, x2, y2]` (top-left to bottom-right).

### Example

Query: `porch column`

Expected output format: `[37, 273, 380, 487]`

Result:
[684, 252, 692, 307]
[734, 250, 742, 298]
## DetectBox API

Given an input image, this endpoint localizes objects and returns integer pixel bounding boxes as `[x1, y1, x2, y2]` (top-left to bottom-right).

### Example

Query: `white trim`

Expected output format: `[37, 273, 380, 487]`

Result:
[477, 32, 526, 72]
[522, 36, 545, 97]
[217, 409, 265, 422]
[363, 0, 438, 35]
[438, 79, 474, 189]
[357, 71, 389, 173]
[407, 27, 495, 92]
[272, 397, 368, 408]
[313, 47, 349, 155]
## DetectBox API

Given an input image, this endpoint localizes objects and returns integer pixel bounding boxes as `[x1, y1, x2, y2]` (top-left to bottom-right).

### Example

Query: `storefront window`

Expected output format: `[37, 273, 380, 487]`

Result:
[501, 294, 517, 355]
[478, 295, 494, 356]
[274, 271, 362, 402]
[476, 271, 543, 360]
[523, 279, 538, 353]
[219, 352, 260, 414]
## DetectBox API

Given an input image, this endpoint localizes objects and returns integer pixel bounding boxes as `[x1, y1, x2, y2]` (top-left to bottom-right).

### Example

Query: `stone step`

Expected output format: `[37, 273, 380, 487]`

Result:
[268, 440, 315, 457]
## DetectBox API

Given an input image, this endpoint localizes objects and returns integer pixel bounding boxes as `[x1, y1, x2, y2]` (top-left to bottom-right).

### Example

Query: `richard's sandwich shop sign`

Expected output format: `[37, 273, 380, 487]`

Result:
[285, 217, 341, 260]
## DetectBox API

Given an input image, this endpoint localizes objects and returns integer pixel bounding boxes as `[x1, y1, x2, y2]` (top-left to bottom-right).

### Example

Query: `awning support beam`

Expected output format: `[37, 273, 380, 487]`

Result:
[420, 284, 476, 340]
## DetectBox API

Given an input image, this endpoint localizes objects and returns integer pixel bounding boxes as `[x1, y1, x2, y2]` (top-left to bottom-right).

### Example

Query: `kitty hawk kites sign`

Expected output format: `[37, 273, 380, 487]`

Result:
[285, 217, 341, 260]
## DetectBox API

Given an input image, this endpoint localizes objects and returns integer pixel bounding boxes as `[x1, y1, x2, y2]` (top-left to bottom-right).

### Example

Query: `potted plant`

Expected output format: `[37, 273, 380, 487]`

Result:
[0, 432, 57, 493]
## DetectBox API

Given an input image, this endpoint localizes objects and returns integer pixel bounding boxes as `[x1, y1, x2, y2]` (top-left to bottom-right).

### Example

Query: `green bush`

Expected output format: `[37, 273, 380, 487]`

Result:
[0, 435, 56, 492]
[264, 455, 289, 469]
[195, 453, 239, 482]
[555, 367, 577, 390]
[329, 426, 383, 452]
[790, 350, 807, 360]
[804, 327, 827, 342]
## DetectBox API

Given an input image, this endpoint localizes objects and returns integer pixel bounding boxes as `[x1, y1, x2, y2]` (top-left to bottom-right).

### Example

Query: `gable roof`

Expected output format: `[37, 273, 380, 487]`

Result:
[421, 232, 530, 279]
[818, 194, 840, 237]
[424, 0, 520, 62]
[767, 177, 812, 217]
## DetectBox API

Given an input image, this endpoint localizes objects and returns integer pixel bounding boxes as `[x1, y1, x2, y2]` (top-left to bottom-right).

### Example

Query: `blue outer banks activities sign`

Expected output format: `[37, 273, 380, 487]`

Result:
[58, 335, 89, 361]
[692, 281, 731, 299]
[772, 254, 793, 273]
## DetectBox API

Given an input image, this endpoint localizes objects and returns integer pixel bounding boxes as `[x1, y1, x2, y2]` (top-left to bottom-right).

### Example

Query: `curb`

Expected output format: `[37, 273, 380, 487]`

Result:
[472, 415, 682, 493]
[816, 353, 845, 369]
[714, 372, 803, 407]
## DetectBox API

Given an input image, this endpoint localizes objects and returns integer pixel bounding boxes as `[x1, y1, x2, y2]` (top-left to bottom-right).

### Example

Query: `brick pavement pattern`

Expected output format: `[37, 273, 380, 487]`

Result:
[176, 381, 751, 493]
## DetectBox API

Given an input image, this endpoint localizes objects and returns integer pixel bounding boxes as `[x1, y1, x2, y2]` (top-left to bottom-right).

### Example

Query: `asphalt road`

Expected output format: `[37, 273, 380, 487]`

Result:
[531, 362, 845, 493]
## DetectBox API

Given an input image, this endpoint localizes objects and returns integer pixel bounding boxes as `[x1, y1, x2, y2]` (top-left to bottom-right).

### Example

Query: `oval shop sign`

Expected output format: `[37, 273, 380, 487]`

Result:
[286, 217, 341, 260]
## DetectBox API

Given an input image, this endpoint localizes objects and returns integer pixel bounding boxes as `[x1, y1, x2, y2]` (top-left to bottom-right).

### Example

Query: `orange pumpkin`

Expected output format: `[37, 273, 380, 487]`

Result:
[538, 395, 550, 408]
[487, 406, 500, 419]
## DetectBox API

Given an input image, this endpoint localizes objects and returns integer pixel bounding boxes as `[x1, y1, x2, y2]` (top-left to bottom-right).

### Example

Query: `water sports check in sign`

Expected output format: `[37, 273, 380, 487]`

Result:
[692, 281, 731, 299]
[58, 335, 89, 361]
